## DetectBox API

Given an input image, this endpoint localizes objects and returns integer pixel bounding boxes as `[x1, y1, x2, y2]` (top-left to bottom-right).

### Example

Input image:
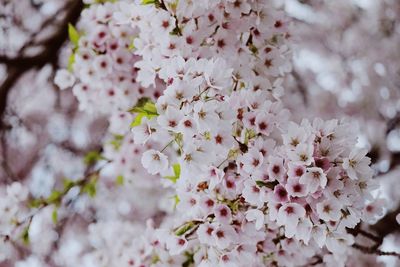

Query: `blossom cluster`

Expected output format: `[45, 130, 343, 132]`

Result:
[46, 0, 385, 266]
[114, 0, 291, 92]
[55, 1, 163, 114]
[110, 1, 382, 266]
[0, 182, 29, 246]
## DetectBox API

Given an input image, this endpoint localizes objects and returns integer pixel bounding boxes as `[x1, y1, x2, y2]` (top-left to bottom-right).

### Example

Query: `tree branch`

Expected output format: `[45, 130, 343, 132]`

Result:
[292, 70, 308, 105]
[0, 0, 83, 126]
[352, 243, 400, 258]
[0, 67, 22, 127]
[371, 204, 400, 239]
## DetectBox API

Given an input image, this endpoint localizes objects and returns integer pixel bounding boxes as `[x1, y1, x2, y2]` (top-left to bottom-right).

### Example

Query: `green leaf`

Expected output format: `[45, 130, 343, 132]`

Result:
[164, 175, 178, 183]
[143, 102, 157, 114]
[109, 134, 124, 150]
[129, 106, 151, 114]
[171, 194, 180, 209]
[129, 98, 158, 128]
[47, 190, 62, 204]
[172, 163, 180, 178]
[136, 97, 152, 107]
[141, 0, 156, 4]
[226, 198, 240, 214]
[21, 226, 30, 245]
[164, 163, 181, 183]
[175, 221, 195, 236]
[67, 53, 75, 72]
[83, 183, 96, 198]
[83, 184, 96, 197]
[168, 0, 179, 13]
[28, 198, 43, 208]
[52, 209, 58, 224]
[255, 180, 267, 187]
[68, 23, 80, 47]
[130, 113, 146, 127]
[128, 37, 136, 51]
[130, 113, 157, 128]
[203, 131, 211, 140]
[244, 129, 256, 145]
[113, 134, 125, 141]
[84, 151, 105, 165]
[82, 177, 97, 198]
[129, 98, 158, 116]
[116, 175, 124, 186]
[151, 254, 160, 264]
[63, 179, 76, 191]
[256, 180, 278, 190]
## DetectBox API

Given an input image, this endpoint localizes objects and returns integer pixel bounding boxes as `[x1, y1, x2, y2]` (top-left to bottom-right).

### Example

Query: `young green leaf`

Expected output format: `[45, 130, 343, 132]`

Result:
[164, 163, 181, 183]
[63, 179, 76, 191]
[82, 183, 96, 198]
[172, 163, 180, 178]
[84, 151, 105, 165]
[47, 190, 62, 204]
[130, 113, 146, 128]
[143, 102, 158, 114]
[129, 98, 158, 115]
[21, 226, 30, 245]
[174, 221, 195, 236]
[68, 23, 80, 47]
[52, 209, 58, 224]
[172, 194, 180, 209]
[129, 98, 159, 127]
[256, 180, 278, 190]
[164, 175, 178, 183]
[116, 175, 124, 186]
[82, 177, 97, 198]
[28, 198, 43, 208]
[109, 134, 124, 150]
[141, 0, 156, 5]
[67, 53, 75, 72]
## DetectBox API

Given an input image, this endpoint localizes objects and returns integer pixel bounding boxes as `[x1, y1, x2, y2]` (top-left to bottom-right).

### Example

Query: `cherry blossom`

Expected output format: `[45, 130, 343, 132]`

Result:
[1, 0, 399, 266]
[141, 149, 169, 175]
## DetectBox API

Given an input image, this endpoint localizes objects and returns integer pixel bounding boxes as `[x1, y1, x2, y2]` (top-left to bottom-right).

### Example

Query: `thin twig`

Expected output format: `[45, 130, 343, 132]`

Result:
[353, 243, 400, 258]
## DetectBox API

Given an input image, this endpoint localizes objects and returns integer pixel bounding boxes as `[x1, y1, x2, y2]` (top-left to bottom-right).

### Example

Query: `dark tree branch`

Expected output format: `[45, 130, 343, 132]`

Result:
[0, 129, 17, 183]
[371, 204, 400, 239]
[386, 112, 400, 135]
[292, 70, 308, 105]
[309, 256, 323, 266]
[353, 243, 400, 258]
[348, 211, 400, 258]
[0, 0, 83, 127]
[0, 68, 22, 126]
